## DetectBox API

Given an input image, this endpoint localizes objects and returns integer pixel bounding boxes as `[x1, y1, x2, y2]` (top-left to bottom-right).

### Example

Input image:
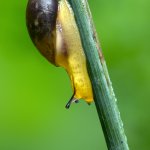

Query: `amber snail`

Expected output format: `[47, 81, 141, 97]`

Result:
[26, 0, 93, 108]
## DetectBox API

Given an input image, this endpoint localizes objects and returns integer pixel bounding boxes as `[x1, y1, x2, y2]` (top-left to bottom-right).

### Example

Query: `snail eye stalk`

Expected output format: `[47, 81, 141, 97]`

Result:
[65, 94, 79, 109]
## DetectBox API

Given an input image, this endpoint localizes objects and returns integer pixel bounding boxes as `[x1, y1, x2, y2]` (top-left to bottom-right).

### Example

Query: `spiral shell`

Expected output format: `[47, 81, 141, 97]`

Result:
[26, 0, 58, 64]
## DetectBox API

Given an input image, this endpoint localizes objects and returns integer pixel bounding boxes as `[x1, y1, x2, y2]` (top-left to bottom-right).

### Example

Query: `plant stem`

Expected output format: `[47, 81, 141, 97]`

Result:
[67, 0, 129, 149]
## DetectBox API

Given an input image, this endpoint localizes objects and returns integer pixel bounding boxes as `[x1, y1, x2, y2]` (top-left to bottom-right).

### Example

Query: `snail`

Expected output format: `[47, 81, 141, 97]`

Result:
[26, 0, 93, 108]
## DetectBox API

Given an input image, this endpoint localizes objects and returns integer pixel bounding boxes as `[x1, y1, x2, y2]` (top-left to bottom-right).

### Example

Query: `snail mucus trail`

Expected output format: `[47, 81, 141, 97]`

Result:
[26, 0, 93, 108]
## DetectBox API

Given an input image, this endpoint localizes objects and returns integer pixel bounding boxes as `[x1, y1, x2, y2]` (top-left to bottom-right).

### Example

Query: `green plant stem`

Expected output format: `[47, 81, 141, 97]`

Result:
[67, 0, 129, 149]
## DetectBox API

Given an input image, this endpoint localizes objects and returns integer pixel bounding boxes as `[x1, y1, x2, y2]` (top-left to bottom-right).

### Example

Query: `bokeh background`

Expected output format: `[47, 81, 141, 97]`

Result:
[0, 0, 150, 149]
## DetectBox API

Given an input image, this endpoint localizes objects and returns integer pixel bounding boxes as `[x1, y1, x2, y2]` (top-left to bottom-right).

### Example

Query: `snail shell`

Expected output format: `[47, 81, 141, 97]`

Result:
[26, 0, 58, 64]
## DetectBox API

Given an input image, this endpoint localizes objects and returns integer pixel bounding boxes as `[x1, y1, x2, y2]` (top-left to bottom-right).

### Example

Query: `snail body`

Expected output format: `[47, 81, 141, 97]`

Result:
[26, 0, 93, 108]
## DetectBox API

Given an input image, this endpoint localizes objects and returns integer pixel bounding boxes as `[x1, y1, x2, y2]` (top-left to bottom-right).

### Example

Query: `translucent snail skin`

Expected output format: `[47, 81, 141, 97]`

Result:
[26, 0, 93, 108]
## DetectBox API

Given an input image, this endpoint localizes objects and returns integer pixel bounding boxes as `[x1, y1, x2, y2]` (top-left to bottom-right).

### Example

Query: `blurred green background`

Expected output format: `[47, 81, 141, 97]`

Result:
[0, 0, 150, 149]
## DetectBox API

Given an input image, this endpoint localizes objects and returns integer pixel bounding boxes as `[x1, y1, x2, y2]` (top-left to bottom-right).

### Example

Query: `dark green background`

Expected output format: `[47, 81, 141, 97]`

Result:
[0, 0, 150, 149]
